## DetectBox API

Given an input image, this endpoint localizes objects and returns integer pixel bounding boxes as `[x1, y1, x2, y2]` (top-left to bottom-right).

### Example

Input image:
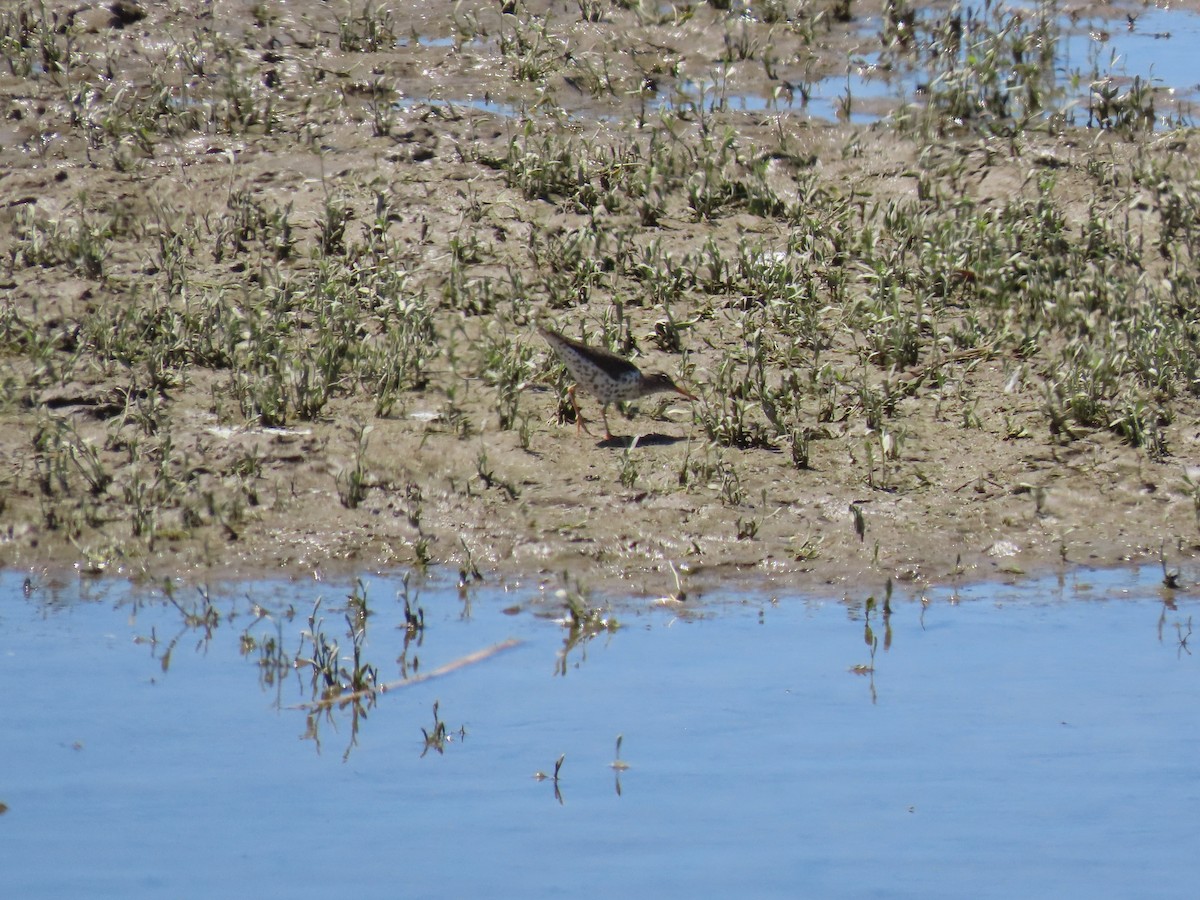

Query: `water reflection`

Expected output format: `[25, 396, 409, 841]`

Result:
[419, 700, 466, 757]
[554, 581, 621, 677]
[5, 567, 1200, 898]
[281, 576, 522, 758]
[533, 752, 567, 805]
[611, 734, 631, 797]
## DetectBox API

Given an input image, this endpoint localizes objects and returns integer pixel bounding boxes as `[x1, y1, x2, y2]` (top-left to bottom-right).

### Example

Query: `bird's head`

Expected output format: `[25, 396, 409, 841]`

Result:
[642, 372, 698, 401]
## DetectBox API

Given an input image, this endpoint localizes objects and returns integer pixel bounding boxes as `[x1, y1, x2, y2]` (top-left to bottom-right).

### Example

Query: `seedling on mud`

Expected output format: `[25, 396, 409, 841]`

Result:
[850, 503, 865, 542]
[336, 420, 373, 509]
[617, 439, 639, 488]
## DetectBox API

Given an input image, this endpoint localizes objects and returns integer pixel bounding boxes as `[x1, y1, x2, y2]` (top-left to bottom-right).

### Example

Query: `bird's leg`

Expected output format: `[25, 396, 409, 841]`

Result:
[567, 384, 593, 435]
[600, 404, 614, 442]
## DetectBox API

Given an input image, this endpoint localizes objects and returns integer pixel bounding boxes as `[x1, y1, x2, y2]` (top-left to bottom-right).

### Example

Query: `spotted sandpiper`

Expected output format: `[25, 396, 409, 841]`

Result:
[538, 324, 697, 441]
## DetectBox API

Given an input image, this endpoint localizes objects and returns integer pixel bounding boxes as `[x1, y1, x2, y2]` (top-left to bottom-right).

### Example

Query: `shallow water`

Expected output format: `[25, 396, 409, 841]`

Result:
[1065, 4, 1200, 98]
[407, 4, 1200, 128]
[831, 3, 1200, 127]
[1, 567, 1197, 898]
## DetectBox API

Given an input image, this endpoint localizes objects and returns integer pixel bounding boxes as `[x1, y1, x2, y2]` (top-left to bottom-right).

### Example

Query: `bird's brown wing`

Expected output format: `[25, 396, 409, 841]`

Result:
[539, 327, 641, 380]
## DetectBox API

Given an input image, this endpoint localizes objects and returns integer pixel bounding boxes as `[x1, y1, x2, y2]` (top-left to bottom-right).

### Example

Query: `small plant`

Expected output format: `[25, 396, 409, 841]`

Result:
[337, 1, 398, 51]
[479, 327, 535, 431]
[345, 611, 378, 694]
[736, 515, 759, 540]
[335, 420, 373, 509]
[475, 447, 520, 499]
[317, 190, 353, 256]
[346, 578, 372, 630]
[575, 0, 603, 22]
[370, 288, 437, 417]
[294, 596, 378, 704]
[617, 439, 639, 488]
[421, 700, 450, 756]
[1089, 76, 1156, 132]
[11, 203, 113, 278]
[533, 753, 567, 803]
[400, 573, 426, 639]
[850, 503, 866, 542]
[556, 576, 619, 676]
[499, 11, 564, 83]
[611, 734, 630, 771]
[297, 599, 339, 692]
[1160, 544, 1182, 591]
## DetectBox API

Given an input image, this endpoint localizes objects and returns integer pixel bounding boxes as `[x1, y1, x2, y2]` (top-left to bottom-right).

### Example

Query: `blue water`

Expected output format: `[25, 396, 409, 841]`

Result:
[394, 95, 528, 118]
[1, 567, 1197, 897]
[652, 65, 894, 125]
[1065, 5, 1200, 96]
[413, 4, 1200, 127]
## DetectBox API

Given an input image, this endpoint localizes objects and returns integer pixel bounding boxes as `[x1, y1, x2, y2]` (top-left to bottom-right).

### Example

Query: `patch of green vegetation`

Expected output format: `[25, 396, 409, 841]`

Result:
[1, 0, 1199, 575]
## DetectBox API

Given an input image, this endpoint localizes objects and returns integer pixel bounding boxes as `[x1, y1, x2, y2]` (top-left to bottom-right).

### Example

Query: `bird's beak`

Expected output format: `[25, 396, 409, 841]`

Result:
[675, 385, 698, 402]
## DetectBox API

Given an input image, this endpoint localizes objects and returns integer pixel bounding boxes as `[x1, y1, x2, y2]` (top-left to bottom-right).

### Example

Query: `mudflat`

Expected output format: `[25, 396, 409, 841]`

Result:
[2, 0, 1199, 596]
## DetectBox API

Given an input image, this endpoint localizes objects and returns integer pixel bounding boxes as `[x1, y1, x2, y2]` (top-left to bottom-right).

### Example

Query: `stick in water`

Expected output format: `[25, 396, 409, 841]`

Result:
[295, 638, 523, 711]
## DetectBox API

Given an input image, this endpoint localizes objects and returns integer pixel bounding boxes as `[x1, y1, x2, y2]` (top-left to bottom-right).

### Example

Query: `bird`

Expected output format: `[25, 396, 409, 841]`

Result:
[538, 324, 697, 441]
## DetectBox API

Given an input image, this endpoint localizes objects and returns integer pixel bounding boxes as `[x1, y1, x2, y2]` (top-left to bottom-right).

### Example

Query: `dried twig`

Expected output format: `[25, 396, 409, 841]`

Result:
[294, 638, 522, 711]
